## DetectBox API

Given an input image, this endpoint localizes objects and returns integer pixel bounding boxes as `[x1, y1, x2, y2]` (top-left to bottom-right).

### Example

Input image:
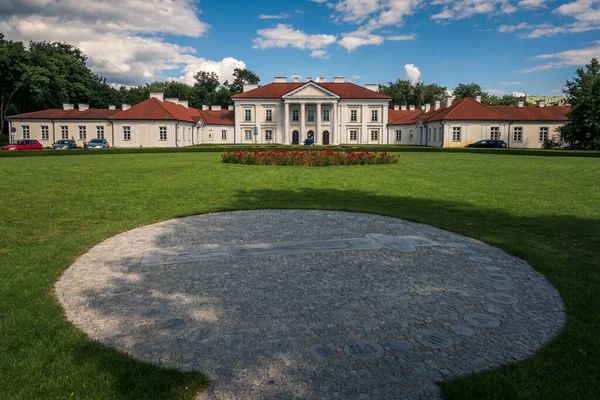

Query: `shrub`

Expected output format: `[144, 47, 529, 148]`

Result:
[221, 150, 400, 166]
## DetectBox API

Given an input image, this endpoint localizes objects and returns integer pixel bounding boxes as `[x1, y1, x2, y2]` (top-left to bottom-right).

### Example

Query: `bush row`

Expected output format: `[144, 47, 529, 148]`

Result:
[222, 150, 400, 166]
[1, 145, 599, 158]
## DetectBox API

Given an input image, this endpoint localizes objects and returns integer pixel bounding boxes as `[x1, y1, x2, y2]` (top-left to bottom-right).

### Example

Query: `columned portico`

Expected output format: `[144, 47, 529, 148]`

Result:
[316, 103, 322, 144]
[300, 103, 306, 144]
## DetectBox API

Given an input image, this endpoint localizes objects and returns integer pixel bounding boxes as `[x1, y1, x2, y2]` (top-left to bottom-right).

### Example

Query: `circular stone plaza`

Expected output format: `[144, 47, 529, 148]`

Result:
[56, 210, 565, 400]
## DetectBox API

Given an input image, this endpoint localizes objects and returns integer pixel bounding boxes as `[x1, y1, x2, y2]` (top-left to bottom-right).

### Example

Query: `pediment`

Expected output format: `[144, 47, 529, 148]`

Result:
[282, 82, 340, 99]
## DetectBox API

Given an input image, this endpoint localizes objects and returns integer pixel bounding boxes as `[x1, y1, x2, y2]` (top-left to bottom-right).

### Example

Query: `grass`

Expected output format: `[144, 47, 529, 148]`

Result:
[0, 152, 598, 399]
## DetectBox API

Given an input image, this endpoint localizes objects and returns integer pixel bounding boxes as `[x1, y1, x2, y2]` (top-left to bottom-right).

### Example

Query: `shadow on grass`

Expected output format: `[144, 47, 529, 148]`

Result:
[64, 187, 598, 400]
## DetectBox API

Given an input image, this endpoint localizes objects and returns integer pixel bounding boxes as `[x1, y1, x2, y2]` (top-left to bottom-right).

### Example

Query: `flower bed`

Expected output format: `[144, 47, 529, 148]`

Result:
[221, 149, 399, 166]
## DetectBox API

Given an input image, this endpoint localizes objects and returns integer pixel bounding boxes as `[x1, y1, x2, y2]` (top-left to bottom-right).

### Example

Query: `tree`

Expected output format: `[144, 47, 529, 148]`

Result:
[228, 68, 260, 94]
[379, 80, 447, 107]
[453, 83, 485, 100]
[560, 58, 600, 149]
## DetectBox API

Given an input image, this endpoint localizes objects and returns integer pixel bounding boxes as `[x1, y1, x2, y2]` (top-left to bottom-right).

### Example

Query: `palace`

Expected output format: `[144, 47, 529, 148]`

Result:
[7, 76, 569, 148]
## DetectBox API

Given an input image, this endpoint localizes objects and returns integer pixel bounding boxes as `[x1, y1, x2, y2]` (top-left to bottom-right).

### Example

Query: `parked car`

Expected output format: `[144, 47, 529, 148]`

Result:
[1, 139, 43, 151]
[52, 139, 78, 150]
[86, 138, 110, 148]
[466, 140, 507, 148]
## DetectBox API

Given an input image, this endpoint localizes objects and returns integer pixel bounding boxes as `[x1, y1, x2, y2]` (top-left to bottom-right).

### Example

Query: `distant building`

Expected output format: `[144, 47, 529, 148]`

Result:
[7, 77, 569, 148]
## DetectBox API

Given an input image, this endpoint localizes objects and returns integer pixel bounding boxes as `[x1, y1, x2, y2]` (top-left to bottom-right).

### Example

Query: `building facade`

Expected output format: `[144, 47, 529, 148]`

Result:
[7, 77, 569, 149]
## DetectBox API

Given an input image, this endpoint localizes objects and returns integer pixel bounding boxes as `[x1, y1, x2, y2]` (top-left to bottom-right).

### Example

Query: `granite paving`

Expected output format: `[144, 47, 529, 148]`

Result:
[55, 210, 565, 400]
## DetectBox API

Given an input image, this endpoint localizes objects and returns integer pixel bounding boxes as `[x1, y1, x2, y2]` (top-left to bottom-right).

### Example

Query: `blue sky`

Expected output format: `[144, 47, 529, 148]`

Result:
[1, 0, 599, 96]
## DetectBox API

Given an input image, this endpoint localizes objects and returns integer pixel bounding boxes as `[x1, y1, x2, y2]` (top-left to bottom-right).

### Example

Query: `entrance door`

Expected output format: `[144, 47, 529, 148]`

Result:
[322, 130, 330, 145]
[292, 130, 299, 145]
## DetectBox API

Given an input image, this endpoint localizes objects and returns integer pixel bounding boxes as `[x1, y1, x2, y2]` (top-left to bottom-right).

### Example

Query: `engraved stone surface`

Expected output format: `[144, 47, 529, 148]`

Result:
[261, 339, 297, 358]
[344, 340, 385, 359]
[485, 265, 503, 271]
[491, 283, 513, 291]
[106, 286, 137, 296]
[56, 210, 566, 400]
[486, 292, 519, 305]
[388, 339, 413, 353]
[446, 242, 468, 248]
[184, 326, 219, 344]
[162, 318, 185, 329]
[484, 273, 513, 283]
[134, 306, 168, 320]
[415, 331, 454, 349]
[469, 256, 493, 263]
[451, 325, 475, 336]
[463, 312, 502, 328]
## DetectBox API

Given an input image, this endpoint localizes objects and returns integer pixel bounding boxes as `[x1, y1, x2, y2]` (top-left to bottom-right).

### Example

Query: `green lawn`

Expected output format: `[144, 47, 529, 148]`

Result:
[0, 152, 598, 399]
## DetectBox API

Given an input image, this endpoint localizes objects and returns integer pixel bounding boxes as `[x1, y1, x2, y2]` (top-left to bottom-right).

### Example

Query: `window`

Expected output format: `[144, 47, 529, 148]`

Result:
[513, 127, 523, 142]
[428, 128, 431, 142]
[292, 109, 299, 121]
[78, 126, 86, 140]
[244, 129, 252, 140]
[222, 130, 227, 140]
[41, 126, 49, 140]
[490, 126, 500, 140]
[433, 127, 437, 142]
[244, 109, 251, 121]
[539, 127, 549, 142]
[371, 110, 378, 122]
[349, 130, 357, 141]
[396, 130, 402, 141]
[323, 109, 330, 122]
[265, 130, 273, 141]
[61, 126, 69, 139]
[350, 109, 357, 122]
[22, 125, 30, 139]
[452, 127, 461, 142]
[123, 126, 131, 141]
[265, 109, 272, 121]
[159, 126, 167, 141]
[96, 126, 104, 139]
[409, 130, 414, 140]
[370, 130, 378, 141]
[307, 109, 314, 122]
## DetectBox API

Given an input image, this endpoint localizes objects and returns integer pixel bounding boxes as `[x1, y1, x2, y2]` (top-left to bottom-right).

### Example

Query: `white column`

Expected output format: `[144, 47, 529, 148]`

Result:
[331, 103, 337, 145]
[284, 102, 290, 145]
[255, 104, 261, 144]
[316, 103, 322, 145]
[382, 105, 389, 144]
[361, 104, 368, 144]
[339, 104, 345, 145]
[300, 103, 306, 143]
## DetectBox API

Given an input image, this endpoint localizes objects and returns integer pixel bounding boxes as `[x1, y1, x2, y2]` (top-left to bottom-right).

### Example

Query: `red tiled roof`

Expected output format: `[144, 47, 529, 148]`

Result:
[198, 109, 235, 125]
[231, 81, 392, 100]
[8, 109, 122, 119]
[109, 97, 199, 122]
[490, 106, 569, 121]
[422, 98, 512, 122]
[388, 109, 423, 125]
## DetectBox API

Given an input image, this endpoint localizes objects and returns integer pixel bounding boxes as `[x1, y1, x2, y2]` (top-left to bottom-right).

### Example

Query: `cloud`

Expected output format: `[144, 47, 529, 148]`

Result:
[338, 32, 384, 51]
[309, 0, 329, 3]
[431, 0, 511, 20]
[310, 49, 330, 59]
[487, 89, 506, 95]
[499, 82, 524, 85]
[387, 34, 416, 40]
[512, 91, 527, 97]
[498, 22, 531, 33]
[258, 13, 290, 19]
[520, 41, 600, 72]
[253, 24, 337, 60]
[517, 0, 552, 9]
[404, 63, 421, 84]
[0, 1, 248, 86]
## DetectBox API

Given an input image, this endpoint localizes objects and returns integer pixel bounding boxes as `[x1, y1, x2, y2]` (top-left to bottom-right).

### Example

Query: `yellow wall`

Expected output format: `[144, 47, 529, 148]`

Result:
[9, 120, 114, 147]
[509, 122, 563, 148]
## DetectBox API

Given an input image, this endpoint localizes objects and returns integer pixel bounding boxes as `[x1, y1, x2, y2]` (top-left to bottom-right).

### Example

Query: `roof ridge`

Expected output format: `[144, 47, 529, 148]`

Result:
[473, 98, 513, 119]
[442, 97, 468, 120]
[152, 97, 179, 119]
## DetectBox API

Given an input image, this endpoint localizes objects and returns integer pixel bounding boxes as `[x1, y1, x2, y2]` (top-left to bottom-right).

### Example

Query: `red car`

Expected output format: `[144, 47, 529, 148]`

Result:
[1, 139, 43, 151]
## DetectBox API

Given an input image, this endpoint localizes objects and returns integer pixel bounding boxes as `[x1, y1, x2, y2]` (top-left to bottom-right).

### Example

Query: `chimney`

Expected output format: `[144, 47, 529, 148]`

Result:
[409, 105, 415, 111]
[536, 99, 545, 108]
[434, 100, 441, 111]
[333, 76, 345, 83]
[78, 103, 89, 112]
[273, 77, 287, 83]
[475, 95, 482, 103]
[318, 77, 326, 82]
[149, 92, 164, 101]
[445, 96, 453, 108]
[421, 105, 425, 111]
[122, 104, 131, 111]
[365, 84, 378, 92]
[306, 76, 312, 82]
[401, 105, 407, 111]
[228, 105, 234, 111]
[108, 105, 116, 110]
[179, 100, 188, 109]
[165, 97, 179, 104]
[211, 105, 221, 111]
[393, 105, 400, 111]
[62, 103, 74, 111]
[292, 75, 301, 83]
[424, 103, 431, 113]
[517, 100, 524, 108]
[202, 105, 209, 110]
[243, 84, 259, 92]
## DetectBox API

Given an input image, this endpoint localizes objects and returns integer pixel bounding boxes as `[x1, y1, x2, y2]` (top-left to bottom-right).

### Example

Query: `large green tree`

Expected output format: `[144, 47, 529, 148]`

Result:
[228, 68, 260, 94]
[378, 80, 447, 107]
[452, 83, 485, 100]
[560, 58, 600, 149]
